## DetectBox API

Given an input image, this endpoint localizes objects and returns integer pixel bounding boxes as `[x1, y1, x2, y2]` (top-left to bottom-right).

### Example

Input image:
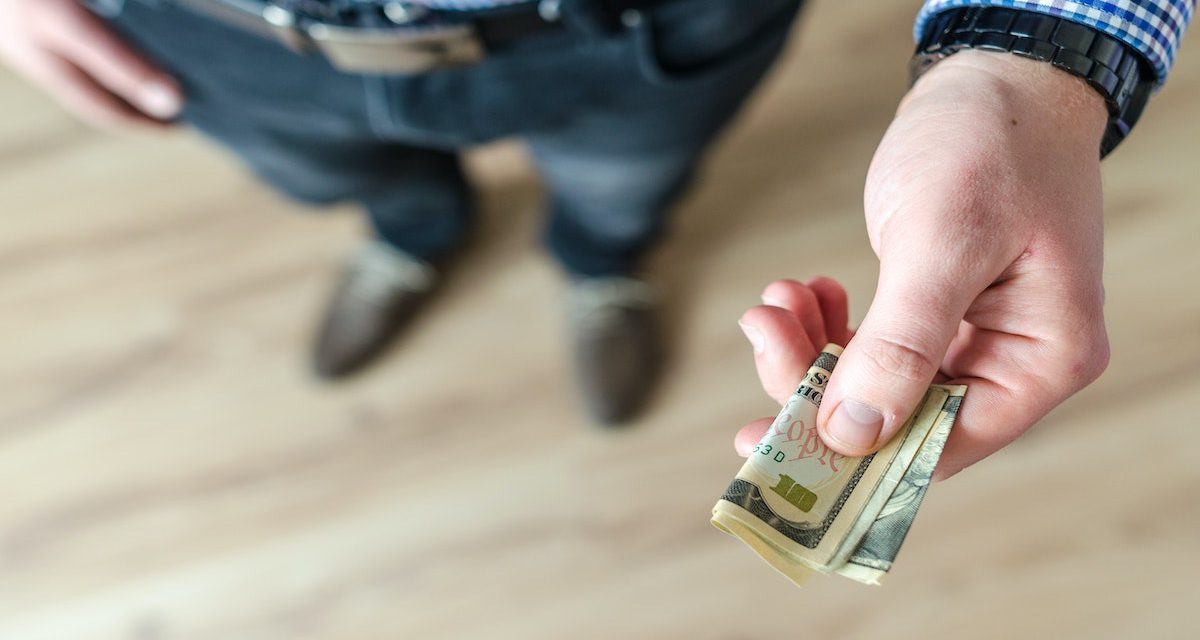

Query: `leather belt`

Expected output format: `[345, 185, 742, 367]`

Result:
[168, 0, 573, 74]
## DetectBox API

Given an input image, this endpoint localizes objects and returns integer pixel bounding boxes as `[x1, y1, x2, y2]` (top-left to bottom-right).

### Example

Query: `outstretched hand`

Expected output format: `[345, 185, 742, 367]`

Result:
[736, 51, 1113, 481]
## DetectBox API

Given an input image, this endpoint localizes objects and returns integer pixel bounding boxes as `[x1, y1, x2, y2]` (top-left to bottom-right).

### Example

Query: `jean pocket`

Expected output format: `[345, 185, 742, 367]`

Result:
[631, 0, 801, 89]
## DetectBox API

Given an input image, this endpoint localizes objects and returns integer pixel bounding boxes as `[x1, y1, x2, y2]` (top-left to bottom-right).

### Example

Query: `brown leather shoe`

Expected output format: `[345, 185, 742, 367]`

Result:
[312, 241, 438, 379]
[567, 277, 664, 425]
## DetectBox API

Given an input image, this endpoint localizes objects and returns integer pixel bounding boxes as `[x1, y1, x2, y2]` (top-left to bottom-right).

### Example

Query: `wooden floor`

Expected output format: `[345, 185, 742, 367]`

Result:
[2, 2, 1198, 639]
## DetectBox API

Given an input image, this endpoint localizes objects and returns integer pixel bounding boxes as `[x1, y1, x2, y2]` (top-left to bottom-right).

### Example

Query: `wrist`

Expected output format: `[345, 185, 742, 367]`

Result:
[901, 49, 1109, 156]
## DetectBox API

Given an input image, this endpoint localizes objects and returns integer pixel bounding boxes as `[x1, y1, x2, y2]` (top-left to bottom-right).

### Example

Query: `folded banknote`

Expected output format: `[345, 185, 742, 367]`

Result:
[712, 344, 966, 586]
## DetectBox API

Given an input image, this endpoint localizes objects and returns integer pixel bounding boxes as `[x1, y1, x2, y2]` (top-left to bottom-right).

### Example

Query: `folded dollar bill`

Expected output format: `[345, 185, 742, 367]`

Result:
[712, 344, 966, 586]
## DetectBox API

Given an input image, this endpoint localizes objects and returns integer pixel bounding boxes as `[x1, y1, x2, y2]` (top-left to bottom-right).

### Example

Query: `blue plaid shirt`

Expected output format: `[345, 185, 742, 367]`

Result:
[409, 0, 1194, 83]
[917, 0, 1195, 82]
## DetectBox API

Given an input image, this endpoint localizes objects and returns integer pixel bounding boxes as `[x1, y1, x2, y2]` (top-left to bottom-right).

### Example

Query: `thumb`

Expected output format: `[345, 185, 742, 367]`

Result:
[817, 267, 976, 456]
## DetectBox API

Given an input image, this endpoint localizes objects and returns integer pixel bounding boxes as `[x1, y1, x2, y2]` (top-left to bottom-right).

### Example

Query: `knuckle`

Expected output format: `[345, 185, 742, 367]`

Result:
[1074, 330, 1111, 386]
[1051, 322, 1109, 391]
[859, 335, 940, 384]
[1057, 291, 1110, 388]
[809, 276, 847, 300]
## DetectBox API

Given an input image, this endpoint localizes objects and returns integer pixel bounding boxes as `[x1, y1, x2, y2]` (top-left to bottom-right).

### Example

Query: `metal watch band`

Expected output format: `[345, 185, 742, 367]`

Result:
[911, 7, 1155, 157]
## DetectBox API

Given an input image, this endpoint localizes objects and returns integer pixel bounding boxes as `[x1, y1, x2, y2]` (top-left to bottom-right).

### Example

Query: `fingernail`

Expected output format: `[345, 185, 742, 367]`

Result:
[139, 82, 182, 119]
[827, 400, 884, 450]
[738, 321, 765, 354]
[761, 294, 786, 308]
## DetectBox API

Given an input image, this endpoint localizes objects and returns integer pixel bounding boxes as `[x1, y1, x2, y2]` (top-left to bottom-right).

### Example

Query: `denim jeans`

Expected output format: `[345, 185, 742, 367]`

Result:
[97, 0, 802, 276]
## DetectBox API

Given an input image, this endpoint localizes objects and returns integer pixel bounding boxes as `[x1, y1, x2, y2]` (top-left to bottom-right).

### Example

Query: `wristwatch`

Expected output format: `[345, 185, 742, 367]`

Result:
[911, 7, 1155, 157]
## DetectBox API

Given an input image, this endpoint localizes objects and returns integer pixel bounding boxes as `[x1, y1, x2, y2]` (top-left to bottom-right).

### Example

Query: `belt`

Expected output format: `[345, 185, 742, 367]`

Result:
[168, 0, 647, 74]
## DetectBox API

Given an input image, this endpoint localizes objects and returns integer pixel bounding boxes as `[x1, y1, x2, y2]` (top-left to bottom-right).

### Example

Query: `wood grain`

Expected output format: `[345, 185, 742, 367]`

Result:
[1, 1, 1197, 638]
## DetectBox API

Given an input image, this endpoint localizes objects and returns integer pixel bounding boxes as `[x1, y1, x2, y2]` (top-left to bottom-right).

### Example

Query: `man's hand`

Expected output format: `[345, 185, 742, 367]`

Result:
[737, 50, 1112, 480]
[0, 0, 182, 128]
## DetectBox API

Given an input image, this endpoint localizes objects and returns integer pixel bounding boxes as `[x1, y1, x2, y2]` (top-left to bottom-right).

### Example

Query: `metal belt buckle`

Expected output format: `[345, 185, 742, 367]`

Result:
[262, 3, 485, 74]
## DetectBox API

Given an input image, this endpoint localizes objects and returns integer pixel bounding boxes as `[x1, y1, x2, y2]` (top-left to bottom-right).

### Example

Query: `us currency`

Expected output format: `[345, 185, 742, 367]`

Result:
[711, 344, 965, 586]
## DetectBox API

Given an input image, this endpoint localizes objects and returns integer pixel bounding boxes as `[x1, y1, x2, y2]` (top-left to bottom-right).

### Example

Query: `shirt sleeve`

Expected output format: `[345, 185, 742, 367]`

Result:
[914, 0, 1196, 83]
